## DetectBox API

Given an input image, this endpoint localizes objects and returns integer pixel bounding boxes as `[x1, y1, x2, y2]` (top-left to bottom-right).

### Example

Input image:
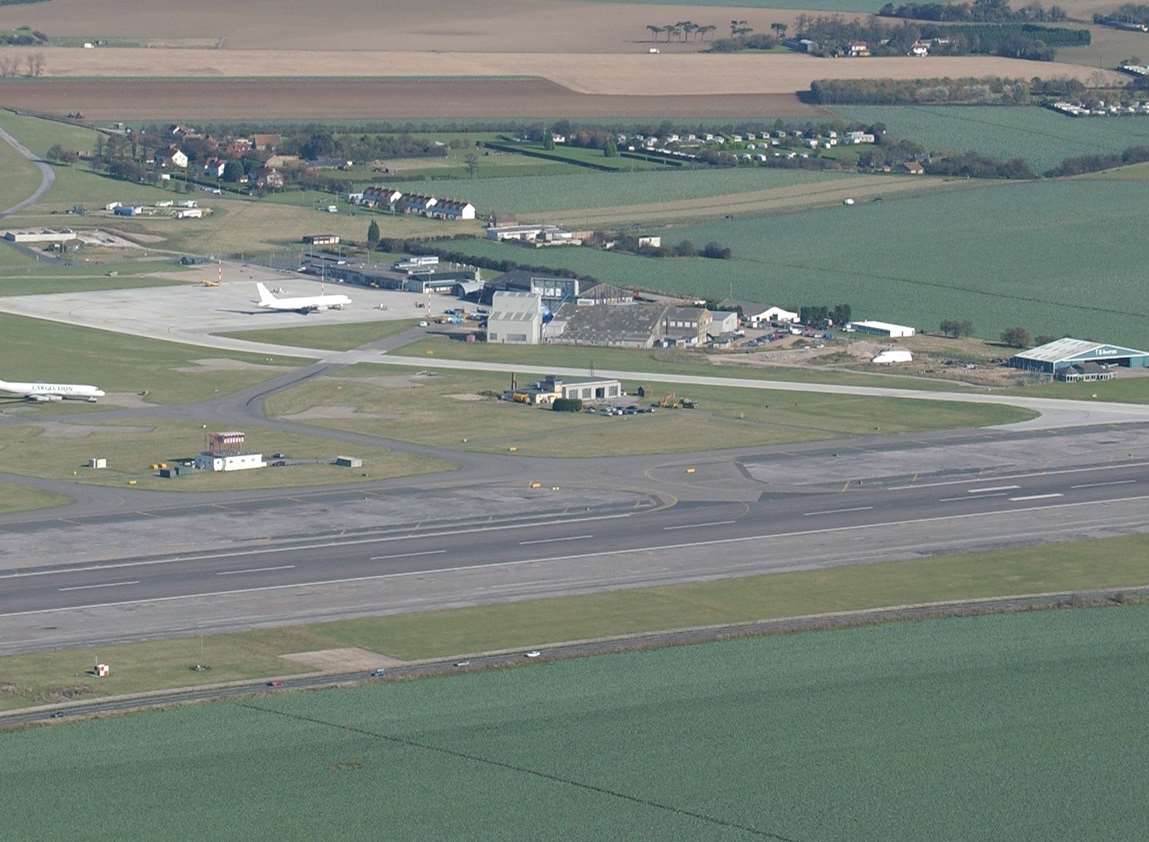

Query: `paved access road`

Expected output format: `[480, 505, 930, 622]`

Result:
[0, 124, 55, 218]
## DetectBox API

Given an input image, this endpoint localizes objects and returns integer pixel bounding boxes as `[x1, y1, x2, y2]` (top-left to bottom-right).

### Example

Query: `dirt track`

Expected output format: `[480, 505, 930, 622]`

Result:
[8, 47, 1125, 95]
[0, 78, 827, 120]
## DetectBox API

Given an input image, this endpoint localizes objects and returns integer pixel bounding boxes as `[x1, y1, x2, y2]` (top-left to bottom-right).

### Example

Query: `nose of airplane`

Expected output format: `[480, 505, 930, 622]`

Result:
[94, 389, 107, 397]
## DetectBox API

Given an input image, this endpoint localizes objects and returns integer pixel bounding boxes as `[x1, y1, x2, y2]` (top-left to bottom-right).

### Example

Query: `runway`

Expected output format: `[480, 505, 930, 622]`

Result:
[1, 452, 1146, 653]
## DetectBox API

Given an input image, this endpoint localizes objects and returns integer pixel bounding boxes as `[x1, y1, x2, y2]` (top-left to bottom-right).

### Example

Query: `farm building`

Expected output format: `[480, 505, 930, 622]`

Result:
[1008, 338, 1149, 377]
[3, 229, 77, 244]
[487, 291, 543, 345]
[302, 234, 341, 245]
[849, 320, 916, 338]
[708, 311, 740, 335]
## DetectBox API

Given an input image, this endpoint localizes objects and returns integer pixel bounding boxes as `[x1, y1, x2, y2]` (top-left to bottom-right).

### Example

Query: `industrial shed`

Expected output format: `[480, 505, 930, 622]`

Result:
[1008, 338, 1149, 376]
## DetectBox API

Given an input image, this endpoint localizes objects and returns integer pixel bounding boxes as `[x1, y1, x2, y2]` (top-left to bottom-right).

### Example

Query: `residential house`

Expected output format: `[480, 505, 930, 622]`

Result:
[901, 160, 925, 175]
[398, 194, 438, 215]
[428, 199, 476, 221]
[202, 158, 227, 178]
[847, 41, 871, 57]
[225, 138, 254, 157]
[356, 186, 404, 210]
[251, 133, 281, 151]
[910, 40, 930, 56]
[154, 147, 188, 169]
[255, 167, 285, 190]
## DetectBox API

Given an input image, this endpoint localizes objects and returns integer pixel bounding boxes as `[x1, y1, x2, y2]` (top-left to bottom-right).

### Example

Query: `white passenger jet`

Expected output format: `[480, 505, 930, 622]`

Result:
[254, 282, 350, 314]
[0, 379, 106, 402]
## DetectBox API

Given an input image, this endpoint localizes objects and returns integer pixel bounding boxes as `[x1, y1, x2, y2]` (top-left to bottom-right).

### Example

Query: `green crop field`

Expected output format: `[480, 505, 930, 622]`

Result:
[5, 606, 1148, 840]
[436, 177, 1149, 347]
[0, 313, 300, 404]
[0, 125, 42, 212]
[367, 167, 857, 215]
[831, 106, 1149, 173]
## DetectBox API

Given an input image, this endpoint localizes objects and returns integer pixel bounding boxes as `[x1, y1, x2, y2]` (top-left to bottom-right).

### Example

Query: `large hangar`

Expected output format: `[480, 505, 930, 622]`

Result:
[1008, 337, 1149, 377]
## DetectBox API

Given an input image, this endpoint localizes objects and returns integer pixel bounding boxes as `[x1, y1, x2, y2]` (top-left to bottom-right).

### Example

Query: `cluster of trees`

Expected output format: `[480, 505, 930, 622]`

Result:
[879, 0, 1066, 22]
[1000, 326, 1032, 347]
[810, 76, 1035, 105]
[644, 20, 720, 41]
[939, 319, 975, 337]
[799, 304, 852, 325]
[1044, 144, 1149, 176]
[925, 152, 1036, 178]
[1095, 4, 1149, 26]
[795, 14, 1086, 61]
[287, 131, 450, 163]
[45, 144, 78, 164]
[0, 26, 46, 44]
[0, 51, 45, 76]
[608, 235, 733, 259]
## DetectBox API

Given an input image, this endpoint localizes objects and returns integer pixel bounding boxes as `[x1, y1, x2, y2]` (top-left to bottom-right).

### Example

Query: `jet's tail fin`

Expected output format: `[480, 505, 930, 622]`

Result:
[255, 283, 277, 306]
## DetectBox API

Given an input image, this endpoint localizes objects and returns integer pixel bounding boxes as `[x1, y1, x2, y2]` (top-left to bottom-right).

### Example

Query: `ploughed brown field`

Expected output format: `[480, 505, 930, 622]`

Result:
[0, 78, 829, 120]
[9, 48, 1125, 96]
[0, 0, 825, 53]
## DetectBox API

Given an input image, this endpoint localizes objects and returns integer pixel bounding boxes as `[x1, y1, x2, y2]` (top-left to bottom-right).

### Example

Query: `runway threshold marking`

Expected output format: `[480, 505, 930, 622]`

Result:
[1072, 479, 1136, 489]
[369, 549, 447, 561]
[216, 565, 296, 576]
[520, 535, 593, 545]
[967, 485, 1020, 494]
[662, 520, 738, 531]
[803, 506, 874, 517]
[9, 492, 1149, 618]
[1009, 493, 1064, 502]
[58, 580, 140, 592]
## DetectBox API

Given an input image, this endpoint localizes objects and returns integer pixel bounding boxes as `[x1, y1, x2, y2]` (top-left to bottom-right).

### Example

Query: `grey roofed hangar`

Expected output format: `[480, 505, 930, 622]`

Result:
[1008, 337, 1149, 373]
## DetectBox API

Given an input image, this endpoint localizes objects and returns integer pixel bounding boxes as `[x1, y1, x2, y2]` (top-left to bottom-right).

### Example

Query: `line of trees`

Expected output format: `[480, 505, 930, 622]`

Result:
[810, 76, 1043, 105]
[800, 304, 852, 325]
[939, 319, 975, 337]
[1094, 4, 1149, 26]
[879, 0, 1067, 22]
[794, 14, 1087, 61]
[644, 20, 719, 42]
[1044, 144, 1149, 176]
[925, 152, 1036, 178]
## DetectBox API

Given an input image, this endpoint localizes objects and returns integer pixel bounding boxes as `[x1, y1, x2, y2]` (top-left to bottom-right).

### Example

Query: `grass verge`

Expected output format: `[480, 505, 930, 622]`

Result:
[218, 319, 420, 352]
[3, 532, 1147, 709]
[0, 420, 455, 490]
[0, 312, 300, 404]
[264, 365, 1032, 456]
[392, 335, 963, 391]
[0, 482, 70, 514]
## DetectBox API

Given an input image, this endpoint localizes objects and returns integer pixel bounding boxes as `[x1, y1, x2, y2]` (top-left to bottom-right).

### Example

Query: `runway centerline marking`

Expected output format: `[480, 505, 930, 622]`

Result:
[216, 565, 296, 576]
[9, 493, 1149, 619]
[1009, 493, 1064, 502]
[0, 511, 638, 580]
[1072, 479, 1136, 489]
[520, 535, 593, 545]
[803, 506, 873, 517]
[938, 493, 1007, 502]
[369, 550, 447, 561]
[967, 485, 1020, 494]
[58, 580, 140, 592]
[663, 520, 738, 531]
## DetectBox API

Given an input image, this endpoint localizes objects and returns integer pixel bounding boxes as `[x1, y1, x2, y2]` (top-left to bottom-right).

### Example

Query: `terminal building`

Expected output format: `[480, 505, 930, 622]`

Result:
[1008, 338, 1149, 379]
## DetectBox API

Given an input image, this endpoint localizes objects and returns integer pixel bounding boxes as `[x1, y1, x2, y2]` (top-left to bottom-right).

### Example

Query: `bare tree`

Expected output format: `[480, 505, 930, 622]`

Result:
[646, 24, 661, 42]
[28, 52, 45, 77]
[0, 57, 14, 78]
